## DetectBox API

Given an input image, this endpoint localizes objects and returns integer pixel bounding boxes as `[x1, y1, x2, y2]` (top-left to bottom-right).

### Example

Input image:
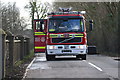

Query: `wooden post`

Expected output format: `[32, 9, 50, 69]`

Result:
[9, 36, 14, 72]
[0, 1, 3, 79]
[0, 31, 6, 79]
[26, 37, 30, 55]
[24, 37, 26, 56]
[0, 34, 2, 79]
[118, 3, 120, 79]
[2, 34, 6, 78]
[20, 36, 24, 60]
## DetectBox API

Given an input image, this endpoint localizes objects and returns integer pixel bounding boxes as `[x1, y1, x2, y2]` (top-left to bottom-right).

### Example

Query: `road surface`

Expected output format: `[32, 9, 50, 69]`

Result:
[23, 53, 119, 80]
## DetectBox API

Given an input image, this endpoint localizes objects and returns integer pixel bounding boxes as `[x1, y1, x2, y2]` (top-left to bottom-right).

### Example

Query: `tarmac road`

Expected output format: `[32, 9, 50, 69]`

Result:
[23, 53, 119, 80]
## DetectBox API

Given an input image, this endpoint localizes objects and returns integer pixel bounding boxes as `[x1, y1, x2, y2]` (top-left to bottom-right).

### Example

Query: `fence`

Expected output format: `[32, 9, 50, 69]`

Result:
[2, 33, 30, 78]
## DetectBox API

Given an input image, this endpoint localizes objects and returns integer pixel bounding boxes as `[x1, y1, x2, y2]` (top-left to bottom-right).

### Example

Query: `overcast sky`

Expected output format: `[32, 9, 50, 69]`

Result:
[1, 0, 53, 29]
[2, 0, 29, 18]
[2, 0, 53, 18]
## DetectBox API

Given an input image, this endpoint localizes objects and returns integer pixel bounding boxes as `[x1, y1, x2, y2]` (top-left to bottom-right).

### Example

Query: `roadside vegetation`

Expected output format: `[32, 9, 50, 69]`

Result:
[53, 2, 119, 57]
[15, 49, 34, 67]
[0, 2, 34, 79]
[5, 49, 34, 79]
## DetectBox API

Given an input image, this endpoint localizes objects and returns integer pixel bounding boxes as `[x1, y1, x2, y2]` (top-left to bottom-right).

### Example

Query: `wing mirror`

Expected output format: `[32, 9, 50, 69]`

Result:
[89, 20, 93, 31]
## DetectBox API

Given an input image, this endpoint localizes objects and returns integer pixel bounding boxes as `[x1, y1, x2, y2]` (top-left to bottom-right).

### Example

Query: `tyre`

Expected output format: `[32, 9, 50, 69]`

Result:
[81, 54, 86, 60]
[46, 50, 55, 61]
[76, 54, 86, 60]
[46, 55, 55, 61]
[76, 54, 81, 59]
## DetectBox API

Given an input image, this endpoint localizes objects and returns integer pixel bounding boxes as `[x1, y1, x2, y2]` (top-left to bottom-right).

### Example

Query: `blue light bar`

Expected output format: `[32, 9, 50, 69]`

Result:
[48, 11, 86, 15]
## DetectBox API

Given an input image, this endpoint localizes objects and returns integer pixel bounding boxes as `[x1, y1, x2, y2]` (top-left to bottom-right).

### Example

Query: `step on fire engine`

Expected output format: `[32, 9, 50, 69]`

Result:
[34, 8, 93, 60]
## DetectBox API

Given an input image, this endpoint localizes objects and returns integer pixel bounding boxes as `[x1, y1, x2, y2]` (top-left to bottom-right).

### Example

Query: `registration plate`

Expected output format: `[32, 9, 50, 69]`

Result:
[62, 50, 72, 53]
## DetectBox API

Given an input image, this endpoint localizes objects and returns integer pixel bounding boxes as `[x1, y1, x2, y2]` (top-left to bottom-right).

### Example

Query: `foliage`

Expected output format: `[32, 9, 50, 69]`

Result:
[1, 2, 28, 34]
[15, 49, 34, 67]
[53, 2, 119, 56]
[24, 1, 51, 30]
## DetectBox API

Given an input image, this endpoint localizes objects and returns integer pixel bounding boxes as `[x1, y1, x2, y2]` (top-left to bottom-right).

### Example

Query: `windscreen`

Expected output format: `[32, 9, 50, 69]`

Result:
[48, 19, 84, 33]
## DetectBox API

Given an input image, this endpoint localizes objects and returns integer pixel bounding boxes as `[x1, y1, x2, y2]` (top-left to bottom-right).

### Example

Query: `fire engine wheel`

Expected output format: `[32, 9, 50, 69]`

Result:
[46, 55, 55, 61]
[76, 54, 86, 60]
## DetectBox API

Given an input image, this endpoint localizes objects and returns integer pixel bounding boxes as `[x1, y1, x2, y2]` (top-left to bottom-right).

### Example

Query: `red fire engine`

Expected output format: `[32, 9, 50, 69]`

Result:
[34, 8, 93, 60]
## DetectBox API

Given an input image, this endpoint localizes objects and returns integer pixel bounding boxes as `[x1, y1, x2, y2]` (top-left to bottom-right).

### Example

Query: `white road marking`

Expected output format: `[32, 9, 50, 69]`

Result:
[36, 57, 46, 61]
[27, 58, 36, 69]
[22, 58, 36, 80]
[88, 62, 103, 72]
[83, 60, 103, 72]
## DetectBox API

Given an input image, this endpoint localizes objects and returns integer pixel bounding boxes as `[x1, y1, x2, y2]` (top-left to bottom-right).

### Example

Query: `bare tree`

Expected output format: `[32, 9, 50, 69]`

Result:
[25, 1, 51, 30]
[53, 2, 118, 55]
[1, 2, 28, 35]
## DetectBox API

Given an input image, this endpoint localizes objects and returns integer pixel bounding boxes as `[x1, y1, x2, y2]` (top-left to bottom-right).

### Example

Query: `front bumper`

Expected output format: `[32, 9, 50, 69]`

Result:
[47, 45, 87, 55]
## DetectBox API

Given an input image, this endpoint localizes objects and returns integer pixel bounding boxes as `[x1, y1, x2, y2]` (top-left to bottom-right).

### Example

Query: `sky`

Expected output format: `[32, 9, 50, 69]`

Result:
[1, 0, 117, 19]
[1, 0, 53, 18]
[2, 0, 29, 18]
[1, 0, 117, 29]
[1, 0, 53, 29]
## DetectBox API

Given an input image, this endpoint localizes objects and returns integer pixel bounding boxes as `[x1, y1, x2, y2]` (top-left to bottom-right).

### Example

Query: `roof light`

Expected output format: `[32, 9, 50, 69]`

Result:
[80, 11, 86, 14]
[59, 7, 72, 12]
[47, 10, 86, 15]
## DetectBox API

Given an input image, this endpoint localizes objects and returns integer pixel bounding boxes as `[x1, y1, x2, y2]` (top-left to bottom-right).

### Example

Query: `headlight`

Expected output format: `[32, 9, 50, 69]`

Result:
[48, 46, 57, 49]
[49, 46, 54, 49]
[78, 45, 85, 49]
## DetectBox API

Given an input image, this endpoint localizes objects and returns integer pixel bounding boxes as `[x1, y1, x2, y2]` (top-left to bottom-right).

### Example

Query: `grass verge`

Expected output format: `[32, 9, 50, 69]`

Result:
[4, 49, 34, 79]
[15, 49, 34, 67]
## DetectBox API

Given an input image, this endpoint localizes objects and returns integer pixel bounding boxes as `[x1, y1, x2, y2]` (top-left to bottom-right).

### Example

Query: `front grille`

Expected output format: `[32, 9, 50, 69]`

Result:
[52, 37, 82, 43]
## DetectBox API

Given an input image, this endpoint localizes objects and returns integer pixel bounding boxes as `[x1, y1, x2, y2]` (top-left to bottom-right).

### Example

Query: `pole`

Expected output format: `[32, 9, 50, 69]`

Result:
[0, 34, 2, 80]
[20, 36, 24, 60]
[9, 36, 14, 72]
[0, 0, 3, 79]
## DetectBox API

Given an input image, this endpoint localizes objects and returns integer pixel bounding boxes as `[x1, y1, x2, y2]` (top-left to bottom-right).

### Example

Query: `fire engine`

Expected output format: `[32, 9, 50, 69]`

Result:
[34, 8, 93, 60]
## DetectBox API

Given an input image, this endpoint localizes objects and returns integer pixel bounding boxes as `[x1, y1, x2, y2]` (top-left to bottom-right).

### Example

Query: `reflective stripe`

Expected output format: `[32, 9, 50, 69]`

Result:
[49, 34, 84, 38]
[50, 35, 58, 37]
[35, 46, 46, 49]
[60, 34, 64, 37]
[35, 32, 44, 33]
[75, 34, 83, 36]
[35, 32, 45, 35]
[69, 36, 73, 37]
[50, 34, 58, 38]
[74, 36, 84, 37]
[50, 34, 58, 35]
[35, 34, 46, 35]
[49, 29, 55, 31]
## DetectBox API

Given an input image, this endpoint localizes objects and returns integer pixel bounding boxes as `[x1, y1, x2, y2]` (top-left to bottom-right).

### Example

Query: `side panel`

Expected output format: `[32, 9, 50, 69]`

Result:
[35, 32, 46, 53]
[34, 19, 47, 53]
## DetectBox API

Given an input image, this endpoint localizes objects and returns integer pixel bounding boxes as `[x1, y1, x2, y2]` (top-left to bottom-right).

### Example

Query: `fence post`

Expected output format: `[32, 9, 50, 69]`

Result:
[2, 34, 6, 78]
[26, 37, 30, 56]
[9, 35, 14, 73]
[0, 1, 3, 79]
[0, 29, 6, 79]
[20, 36, 24, 60]
[0, 34, 4, 80]
[24, 37, 26, 56]
[0, 36, 1, 77]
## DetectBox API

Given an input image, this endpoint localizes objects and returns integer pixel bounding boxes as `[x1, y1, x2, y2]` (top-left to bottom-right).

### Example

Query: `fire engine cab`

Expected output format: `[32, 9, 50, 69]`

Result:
[34, 8, 93, 60]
